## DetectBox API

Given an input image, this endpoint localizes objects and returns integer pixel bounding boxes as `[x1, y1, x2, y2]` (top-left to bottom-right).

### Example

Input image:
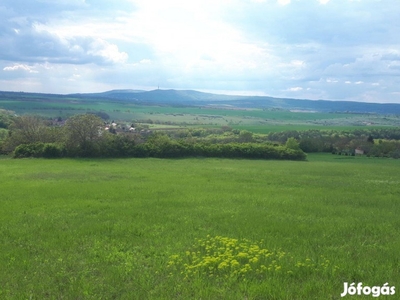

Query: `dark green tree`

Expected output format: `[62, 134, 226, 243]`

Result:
[64, 114, 105, 157]
[2, 115, 59, 153]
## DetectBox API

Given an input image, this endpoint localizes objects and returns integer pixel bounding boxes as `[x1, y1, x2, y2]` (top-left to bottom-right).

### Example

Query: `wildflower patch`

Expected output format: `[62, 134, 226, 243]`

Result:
[167, 235, 339, 281]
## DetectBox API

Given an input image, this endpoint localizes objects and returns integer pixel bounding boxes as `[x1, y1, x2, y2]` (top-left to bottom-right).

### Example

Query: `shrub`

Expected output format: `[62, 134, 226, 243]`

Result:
[14, 143, 45, 158]
[42, 143, 66, 158]
[131, 139, 307, 161]
[14, 143, 65, 158]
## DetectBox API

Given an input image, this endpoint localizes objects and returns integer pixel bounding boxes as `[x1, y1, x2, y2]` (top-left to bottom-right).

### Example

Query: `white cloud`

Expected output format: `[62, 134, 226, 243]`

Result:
[117, 0, 279, 84]
[86, 39, 128, 64]
[277, 0, 291, 5]
[0, 21, 129, 65]
[326, 78, 338, 83]
[139, 59, 151, 64]
[288, 87, 303, 92]
[290, 60, 305, 67]
[3, 64, 38, 73]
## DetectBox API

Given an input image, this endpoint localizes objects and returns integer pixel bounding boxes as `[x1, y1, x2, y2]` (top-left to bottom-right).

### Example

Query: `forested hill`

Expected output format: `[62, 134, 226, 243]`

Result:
[1, 89, 400, 114]
[70, 89, 400, 114]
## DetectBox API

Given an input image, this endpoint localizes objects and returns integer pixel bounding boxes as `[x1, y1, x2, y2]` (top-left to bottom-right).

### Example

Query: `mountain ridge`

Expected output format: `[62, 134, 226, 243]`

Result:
[1, 89, 400, 114]
[74, 89, 400, 114]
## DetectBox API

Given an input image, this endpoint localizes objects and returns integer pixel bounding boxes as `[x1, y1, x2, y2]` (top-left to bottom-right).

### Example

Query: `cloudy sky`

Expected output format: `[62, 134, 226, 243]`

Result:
[1, 0, 400, 103]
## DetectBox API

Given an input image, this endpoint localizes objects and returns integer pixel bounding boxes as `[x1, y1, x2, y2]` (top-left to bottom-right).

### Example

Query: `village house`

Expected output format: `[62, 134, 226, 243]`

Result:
[355, 148, 364, 155]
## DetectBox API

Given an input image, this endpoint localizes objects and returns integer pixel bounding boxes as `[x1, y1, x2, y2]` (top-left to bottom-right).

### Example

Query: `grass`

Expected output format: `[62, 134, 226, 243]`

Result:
[230, 124, 397, 134]
[0, 155, 399, 299]
[0, 98, 349, 121]
[3, 96, 399, 132]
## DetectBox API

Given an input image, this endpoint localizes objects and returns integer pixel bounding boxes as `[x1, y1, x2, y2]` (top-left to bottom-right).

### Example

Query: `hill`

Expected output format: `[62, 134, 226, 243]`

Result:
[1, 89, 400, 115]
[73, 89, 400, 114]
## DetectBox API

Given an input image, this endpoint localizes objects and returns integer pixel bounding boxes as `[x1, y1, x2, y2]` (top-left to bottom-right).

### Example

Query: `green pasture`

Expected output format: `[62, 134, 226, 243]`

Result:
[230, 124, 397, 134]
[0, 155, 399, 299]
[2, 96, 399, 133]
[0, 97, 359, 120]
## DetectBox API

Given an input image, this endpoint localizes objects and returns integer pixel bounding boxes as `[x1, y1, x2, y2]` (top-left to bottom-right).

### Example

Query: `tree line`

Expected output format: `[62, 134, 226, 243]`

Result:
[0, 114, 306, 160]
[2, 111, 399, 159]
[264, 128, 400, 158]
[144, 125, 400, 158]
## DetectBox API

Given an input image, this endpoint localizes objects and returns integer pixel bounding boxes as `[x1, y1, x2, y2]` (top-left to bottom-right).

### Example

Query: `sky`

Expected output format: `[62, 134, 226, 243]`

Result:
[1, 0, 400, 103]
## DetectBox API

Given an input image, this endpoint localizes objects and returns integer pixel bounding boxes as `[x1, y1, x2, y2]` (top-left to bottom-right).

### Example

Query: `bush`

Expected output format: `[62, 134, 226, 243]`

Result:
[11, 134, 307, 161]
[14, 143, 65, 158]
[131, 139, 307, 161]
[389, 150, 400, 159]
[14, 143, 45, 158]
[42, 143, 66, 158]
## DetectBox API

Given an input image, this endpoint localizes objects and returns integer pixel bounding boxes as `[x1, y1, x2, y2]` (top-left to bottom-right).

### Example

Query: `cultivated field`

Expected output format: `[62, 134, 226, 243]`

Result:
[1, 154, 399, 299]
[1, 94, 399, 133]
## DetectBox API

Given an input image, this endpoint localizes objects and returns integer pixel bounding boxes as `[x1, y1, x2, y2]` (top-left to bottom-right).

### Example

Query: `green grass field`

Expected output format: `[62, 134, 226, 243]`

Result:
[2, 96, 399, 133]
[1, 155, 399, 299]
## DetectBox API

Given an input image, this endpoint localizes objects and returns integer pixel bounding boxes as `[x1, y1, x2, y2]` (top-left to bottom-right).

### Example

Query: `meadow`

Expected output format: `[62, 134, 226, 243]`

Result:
[1, 95, 399, 134]
[0, 154, 399, 299]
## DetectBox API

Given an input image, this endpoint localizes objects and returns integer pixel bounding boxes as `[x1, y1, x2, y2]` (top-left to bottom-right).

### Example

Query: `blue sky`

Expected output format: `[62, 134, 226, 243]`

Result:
[1, 0, 400, 103]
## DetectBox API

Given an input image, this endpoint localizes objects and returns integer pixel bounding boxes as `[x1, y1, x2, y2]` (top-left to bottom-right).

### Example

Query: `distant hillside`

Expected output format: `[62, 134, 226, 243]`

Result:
[75, 89, 400, 114]
[1, 89, 400, 115]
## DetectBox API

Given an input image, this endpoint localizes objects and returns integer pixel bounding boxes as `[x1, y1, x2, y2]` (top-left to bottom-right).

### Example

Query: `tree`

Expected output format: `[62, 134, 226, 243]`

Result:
[238, 130, 253, 143]
[64, 114, 105, 157]
[2, 115, 56, 152]
[285, 137, 300, 150]
[0, 109, 14, 129]
[9, 115, 48, 143]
